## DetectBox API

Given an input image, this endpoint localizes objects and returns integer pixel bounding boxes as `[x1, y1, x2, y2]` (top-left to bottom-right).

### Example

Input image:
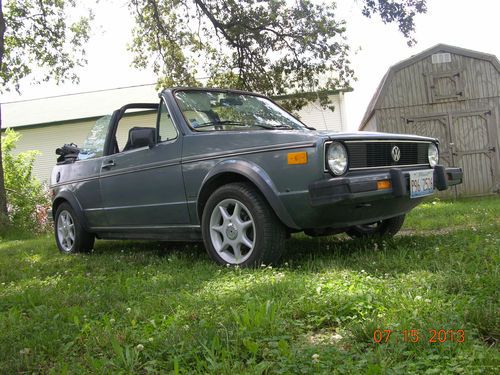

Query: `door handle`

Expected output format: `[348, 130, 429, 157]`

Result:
[101, 160, 116, 169]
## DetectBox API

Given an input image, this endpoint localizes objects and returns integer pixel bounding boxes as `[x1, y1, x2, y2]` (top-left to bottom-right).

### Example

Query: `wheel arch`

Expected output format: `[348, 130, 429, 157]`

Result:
[197, 160, 299, 229]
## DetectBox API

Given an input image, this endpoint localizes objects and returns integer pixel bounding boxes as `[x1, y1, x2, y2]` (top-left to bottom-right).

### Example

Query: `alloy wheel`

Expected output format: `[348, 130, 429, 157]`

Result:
[209, 198, 256, 264]
[57, 210, 76, 252]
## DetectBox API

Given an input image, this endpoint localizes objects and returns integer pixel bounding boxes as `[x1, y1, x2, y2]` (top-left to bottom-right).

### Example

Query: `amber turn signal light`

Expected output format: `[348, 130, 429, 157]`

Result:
[287, 152, 308, 165]
[377, 180, 392, 190]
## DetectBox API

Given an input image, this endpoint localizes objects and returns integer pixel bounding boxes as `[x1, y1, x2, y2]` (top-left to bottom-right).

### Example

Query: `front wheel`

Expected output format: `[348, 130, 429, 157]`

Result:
[201, 182, 286, 267]
[346, 214, 405, 239]
[54, 203, 95, 254]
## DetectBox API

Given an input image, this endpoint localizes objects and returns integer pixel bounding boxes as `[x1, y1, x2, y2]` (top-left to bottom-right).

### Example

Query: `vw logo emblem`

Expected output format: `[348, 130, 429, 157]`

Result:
[391, 146, 401, 162]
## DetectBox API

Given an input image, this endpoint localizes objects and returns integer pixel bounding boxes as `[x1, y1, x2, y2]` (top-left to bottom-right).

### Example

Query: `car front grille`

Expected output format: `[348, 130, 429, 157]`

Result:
[344, 141, 430, 170]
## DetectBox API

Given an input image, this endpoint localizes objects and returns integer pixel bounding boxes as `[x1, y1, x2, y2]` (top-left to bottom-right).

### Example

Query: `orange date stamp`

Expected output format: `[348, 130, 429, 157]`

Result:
[373, 329, 465, 344]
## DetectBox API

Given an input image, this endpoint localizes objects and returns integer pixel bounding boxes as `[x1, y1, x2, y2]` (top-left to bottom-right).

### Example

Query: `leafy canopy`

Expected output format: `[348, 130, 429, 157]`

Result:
[129, 0, 427, 109]
[0, 0, 93, 92]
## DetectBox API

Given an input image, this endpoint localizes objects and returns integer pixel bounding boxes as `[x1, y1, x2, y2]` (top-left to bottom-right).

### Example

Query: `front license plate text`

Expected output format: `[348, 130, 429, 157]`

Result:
[410, 170, 434, 198]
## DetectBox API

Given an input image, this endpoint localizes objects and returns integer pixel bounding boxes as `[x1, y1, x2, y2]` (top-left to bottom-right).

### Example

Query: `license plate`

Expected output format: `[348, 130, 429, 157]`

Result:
[409, 169, 434, 198]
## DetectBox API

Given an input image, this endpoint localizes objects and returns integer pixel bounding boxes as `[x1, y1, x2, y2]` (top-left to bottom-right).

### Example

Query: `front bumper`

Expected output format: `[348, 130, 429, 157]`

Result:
[309, 165, 463, 207]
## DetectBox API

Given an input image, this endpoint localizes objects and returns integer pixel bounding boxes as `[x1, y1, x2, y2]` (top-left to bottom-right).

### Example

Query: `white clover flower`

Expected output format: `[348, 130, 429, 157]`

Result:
[136, 344, 144, 351]
[312, 353, 320, 363]
[109, 318, 115, 324]
[126, 307, 132, 313]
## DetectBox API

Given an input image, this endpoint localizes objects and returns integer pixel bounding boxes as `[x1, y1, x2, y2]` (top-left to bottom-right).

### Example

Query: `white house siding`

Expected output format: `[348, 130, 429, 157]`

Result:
[294, 94, 345, 132]
[3, 84, 159, 128]
[11, 112, 158, 183]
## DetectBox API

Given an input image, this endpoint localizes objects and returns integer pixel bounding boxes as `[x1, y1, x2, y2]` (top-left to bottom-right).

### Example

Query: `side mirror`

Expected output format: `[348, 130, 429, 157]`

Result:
[128, 127, 156, 149]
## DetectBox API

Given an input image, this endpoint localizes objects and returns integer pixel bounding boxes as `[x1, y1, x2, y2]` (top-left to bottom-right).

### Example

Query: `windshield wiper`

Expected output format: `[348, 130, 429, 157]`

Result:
[195, 120, 249, 128]
[195, 120, 293, 130]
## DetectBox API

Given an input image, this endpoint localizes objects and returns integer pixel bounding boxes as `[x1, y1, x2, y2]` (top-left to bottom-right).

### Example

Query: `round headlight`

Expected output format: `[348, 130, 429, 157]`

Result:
[327, 142, 348, 175]
[428, 143, 439, 167]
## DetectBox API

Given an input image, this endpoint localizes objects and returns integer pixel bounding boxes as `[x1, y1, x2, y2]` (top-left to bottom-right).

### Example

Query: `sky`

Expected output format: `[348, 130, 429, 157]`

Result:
[2, 0, 499, 130]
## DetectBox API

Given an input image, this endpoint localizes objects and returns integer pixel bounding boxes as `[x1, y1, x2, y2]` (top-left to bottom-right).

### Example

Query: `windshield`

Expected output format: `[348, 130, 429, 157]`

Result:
[174, 90, 308, 131]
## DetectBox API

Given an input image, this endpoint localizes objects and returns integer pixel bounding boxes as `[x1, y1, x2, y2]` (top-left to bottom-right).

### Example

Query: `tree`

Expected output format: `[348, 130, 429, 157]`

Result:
[0, 0, 92, 230]
[128, 0, 427, 109]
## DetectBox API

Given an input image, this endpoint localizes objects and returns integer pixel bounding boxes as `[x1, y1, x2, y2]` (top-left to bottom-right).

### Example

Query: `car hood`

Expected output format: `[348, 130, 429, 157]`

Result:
[315, 130, 437, 143]
[181, 129, 436, 161]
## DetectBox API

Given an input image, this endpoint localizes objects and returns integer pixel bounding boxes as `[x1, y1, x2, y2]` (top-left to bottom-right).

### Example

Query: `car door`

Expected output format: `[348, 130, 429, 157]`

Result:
[98, 101, 189, 227]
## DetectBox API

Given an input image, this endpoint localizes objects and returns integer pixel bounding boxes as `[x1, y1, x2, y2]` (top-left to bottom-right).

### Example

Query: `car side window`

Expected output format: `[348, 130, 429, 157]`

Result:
[158, 101, 178, 142]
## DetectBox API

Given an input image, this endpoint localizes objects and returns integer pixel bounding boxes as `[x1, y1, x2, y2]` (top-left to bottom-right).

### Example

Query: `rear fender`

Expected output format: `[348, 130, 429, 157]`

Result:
[52, 190, 90, 231]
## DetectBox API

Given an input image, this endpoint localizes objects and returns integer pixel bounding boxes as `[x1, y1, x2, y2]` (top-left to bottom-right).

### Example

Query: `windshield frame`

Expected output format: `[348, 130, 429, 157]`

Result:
[172, 88, 311, 133]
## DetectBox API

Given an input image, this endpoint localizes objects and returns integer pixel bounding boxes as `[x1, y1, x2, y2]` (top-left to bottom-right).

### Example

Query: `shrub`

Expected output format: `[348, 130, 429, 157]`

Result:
[2, 128, 50, 232]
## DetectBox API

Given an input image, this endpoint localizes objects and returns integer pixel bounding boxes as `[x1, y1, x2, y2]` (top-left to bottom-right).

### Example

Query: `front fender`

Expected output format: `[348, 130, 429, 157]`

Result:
[198, 159, 299, 229]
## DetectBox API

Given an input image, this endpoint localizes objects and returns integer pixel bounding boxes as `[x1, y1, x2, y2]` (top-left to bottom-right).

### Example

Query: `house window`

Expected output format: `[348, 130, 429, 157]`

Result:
[425, 69, 465, 103]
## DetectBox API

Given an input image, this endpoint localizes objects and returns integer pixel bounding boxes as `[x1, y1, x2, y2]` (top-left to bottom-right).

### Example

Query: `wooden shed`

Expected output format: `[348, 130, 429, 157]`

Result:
[359, 44, 500, 197]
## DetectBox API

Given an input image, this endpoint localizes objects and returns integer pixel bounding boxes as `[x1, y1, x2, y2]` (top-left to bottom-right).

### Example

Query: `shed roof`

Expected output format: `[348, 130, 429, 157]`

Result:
[359, 44, 500, 130]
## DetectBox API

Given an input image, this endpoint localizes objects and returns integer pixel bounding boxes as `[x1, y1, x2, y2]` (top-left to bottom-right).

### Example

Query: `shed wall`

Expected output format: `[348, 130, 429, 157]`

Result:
[373, 96, 500, 196]
[370, 49, 500, 197]
[379, 54, 500, 109]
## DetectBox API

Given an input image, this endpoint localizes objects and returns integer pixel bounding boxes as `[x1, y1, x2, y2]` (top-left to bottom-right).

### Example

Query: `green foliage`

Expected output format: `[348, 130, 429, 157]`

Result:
[0, 197, 498, 372]
[1, 129, 49, 232]
[0, 0, 93, 92]
[360, 0, 427, 46]
[128, 0, 427, 110]
[0, 0, 93, 231]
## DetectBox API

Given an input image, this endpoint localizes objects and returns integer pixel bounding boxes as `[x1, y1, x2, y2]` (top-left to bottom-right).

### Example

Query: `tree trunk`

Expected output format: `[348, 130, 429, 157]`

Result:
[0, 105, 7, 229]
[0, 0, 9, 230]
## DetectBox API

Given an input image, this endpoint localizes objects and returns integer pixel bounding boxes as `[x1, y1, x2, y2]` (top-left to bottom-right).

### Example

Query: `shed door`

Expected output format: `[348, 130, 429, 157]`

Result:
[406, 115, 453, 167]
[407, 110, 499, 197]
[449, 110, 498, 196]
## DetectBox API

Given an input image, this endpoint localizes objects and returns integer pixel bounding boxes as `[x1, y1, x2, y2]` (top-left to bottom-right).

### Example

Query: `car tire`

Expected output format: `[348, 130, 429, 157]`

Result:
[54, 202, 95, 254]
[201, 182, 286, 267]
[346, 214, 405, 239]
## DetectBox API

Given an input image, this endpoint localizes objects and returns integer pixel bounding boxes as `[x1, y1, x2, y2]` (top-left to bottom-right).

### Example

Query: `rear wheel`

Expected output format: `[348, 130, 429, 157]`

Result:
[55, 203, 95, 254]
[346, 215, 405, 239]
[202, 182, 286, 267]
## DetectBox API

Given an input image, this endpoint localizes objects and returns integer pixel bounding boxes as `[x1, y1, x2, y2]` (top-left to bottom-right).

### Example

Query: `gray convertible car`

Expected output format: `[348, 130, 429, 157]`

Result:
[50, 88, 463, 266]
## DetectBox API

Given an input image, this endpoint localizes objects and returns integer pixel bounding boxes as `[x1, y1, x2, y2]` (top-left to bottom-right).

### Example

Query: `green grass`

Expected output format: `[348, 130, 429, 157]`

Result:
[0, 197, 499, 374]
